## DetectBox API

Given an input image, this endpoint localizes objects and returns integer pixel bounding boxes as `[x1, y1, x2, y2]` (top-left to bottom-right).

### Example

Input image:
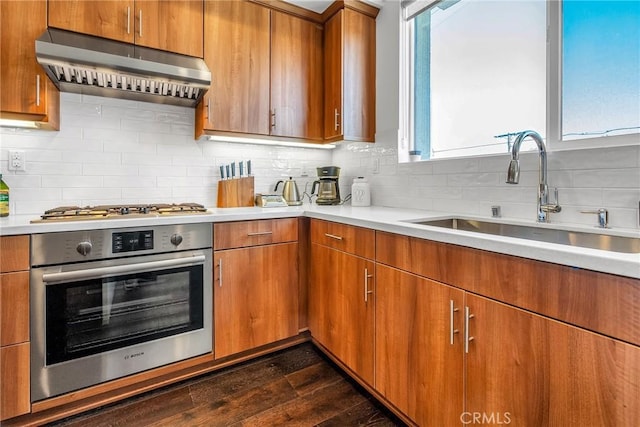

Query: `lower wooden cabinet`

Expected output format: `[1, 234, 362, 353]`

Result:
[213, 243, 299, 359]
[0, 236, 30, 422]
[309, 243, 375, 385]
[375, 264, 464, 426]
[466, 293, 640, 426]
[375, 264, 640, 426]
[0, 343, 31, 421]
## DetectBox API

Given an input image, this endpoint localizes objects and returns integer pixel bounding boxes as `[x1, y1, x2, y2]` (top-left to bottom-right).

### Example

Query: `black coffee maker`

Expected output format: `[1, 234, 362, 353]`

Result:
[311, 166, 341, 205]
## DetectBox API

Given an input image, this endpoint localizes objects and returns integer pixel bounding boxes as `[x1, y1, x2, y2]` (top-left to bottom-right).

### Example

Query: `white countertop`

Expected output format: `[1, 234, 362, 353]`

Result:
[2, 204, 639, 279]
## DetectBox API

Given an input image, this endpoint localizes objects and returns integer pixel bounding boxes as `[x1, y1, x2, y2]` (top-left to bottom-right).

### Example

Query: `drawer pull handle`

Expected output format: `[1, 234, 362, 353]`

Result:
[450, 300, 459, 345]
[364, 268, 373, 303]
[465, 306, 475, 353]
[324, 233, 343, 241]
[126, 7, 131, 34]
[247, 231, 273, 237]
[218, 258, 223, 288]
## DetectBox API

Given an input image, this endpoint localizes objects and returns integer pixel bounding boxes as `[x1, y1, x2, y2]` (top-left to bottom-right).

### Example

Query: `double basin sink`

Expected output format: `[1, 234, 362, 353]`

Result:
[404, 217, 640, 254]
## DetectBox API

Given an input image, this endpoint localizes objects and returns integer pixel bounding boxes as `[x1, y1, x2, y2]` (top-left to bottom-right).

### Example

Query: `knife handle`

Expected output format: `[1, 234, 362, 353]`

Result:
[239, 161, 244, 177]
[247, 160, 252, 176]
[220, 165, 225, 180]
[231, 162, 236, 178]
[225, 165, 230, 179]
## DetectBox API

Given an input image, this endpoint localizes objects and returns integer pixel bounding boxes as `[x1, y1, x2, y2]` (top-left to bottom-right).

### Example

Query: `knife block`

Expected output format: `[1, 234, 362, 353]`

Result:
[217, 177, 255, 208]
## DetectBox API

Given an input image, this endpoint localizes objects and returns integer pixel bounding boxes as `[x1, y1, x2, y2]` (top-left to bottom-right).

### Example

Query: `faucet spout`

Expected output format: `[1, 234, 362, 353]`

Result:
[505, 130, 560, 222]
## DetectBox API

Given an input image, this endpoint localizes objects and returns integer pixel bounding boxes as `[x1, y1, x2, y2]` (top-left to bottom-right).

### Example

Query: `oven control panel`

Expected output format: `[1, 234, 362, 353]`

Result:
[112, 230, 154, 253]
[30, 223, 212, 266]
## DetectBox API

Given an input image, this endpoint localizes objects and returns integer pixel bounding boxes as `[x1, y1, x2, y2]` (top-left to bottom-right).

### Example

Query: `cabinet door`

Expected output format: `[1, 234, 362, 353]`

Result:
[214, 243, 298, 359]
[309, 244, 375, 385]
[0, 272, 29, 347]
[136, 0, 203, 57]
[342, 8, 376, 142]
[375, 265, 464, 426]
[323, 10, 342, 140]
[0, 343, 30, 421]
[0, 0, 58, 125]
[323, 8, 376, 142]
[199, 1, 270, 136]
[466, 293, 640, 426]
[271, 11, 323, 140]
[48, 0, 134, 43]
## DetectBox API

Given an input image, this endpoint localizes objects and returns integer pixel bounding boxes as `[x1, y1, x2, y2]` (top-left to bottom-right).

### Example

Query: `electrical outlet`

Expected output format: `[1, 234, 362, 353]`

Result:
[8, 150, 26, 171]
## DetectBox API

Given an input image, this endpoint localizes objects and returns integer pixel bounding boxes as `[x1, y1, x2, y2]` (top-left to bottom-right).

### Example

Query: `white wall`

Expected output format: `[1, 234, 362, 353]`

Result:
[0, 93, 331, 215]
[333, 1, 640, 229]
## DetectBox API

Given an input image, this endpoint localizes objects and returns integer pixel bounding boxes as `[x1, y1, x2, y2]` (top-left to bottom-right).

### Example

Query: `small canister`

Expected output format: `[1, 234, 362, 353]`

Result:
[351, 177, 371, 207]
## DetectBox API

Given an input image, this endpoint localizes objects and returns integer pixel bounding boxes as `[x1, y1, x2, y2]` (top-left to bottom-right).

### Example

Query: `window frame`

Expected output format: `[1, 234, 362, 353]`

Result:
[400, 0, 640, 163]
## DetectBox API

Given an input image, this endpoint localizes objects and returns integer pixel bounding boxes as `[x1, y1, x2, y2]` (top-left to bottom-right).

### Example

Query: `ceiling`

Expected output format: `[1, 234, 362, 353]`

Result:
[282, 0, 384, 13]
[281, 0, 334, 13]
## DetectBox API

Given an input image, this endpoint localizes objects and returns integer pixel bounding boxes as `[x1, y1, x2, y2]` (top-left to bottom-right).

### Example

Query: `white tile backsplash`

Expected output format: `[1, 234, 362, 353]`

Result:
[0, 94, 332, 214]
[333, 131, 640, 228]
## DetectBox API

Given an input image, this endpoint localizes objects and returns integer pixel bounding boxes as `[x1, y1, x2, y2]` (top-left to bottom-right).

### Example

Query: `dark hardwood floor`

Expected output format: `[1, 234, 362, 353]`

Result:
[47, 343, 406, 426]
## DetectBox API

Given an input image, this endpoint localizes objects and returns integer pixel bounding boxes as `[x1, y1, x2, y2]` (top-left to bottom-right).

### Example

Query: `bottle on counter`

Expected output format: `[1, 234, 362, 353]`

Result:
[351, 177, 371, 207]
[0, 173, 9, 217]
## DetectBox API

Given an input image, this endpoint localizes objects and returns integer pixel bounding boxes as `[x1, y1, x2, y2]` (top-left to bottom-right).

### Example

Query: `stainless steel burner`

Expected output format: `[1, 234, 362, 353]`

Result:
[32, 203, 208, 222]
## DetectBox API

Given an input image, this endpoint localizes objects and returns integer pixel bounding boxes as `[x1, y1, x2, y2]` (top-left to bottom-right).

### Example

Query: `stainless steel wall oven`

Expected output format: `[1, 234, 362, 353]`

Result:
[30, 223, 212, 402]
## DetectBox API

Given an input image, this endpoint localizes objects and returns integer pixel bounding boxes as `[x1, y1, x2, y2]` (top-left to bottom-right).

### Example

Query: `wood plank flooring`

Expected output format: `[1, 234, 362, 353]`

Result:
[47, 343, 406, 426]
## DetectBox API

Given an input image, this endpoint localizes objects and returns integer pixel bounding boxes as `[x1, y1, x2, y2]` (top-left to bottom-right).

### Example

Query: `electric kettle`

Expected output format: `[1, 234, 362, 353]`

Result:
[274, 177, 303, 206]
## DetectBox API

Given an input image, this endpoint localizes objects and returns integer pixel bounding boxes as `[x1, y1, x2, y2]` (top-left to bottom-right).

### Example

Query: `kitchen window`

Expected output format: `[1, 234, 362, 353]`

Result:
[400, 0, 640, 162]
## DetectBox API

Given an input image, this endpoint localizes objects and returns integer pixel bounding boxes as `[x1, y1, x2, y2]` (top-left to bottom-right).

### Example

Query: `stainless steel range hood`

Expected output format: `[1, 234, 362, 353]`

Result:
[35, 29, 211, 107]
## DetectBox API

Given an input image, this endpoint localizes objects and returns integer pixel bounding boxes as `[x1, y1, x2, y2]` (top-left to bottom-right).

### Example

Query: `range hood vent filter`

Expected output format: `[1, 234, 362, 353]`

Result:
[36, 29, 211, 107]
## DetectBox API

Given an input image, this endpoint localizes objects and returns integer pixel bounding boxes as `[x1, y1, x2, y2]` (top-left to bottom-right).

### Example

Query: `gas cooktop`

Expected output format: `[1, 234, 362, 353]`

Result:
[31, 203, 208, 223]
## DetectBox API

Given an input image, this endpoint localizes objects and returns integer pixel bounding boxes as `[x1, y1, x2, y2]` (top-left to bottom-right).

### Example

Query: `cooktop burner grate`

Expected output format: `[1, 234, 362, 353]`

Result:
[33, 203, 208, 222]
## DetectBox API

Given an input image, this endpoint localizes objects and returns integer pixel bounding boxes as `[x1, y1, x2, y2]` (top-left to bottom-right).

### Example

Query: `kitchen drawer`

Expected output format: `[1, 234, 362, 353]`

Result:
[214, 218, 298, 250]
[0, 235, 29, 273]
[310, 219, 375, 259]
[0, 342, 30, 421]
[0, 271, 29, 347]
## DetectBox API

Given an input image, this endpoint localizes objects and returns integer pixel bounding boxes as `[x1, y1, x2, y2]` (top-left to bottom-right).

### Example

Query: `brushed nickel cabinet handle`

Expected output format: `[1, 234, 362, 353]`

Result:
[127, 7, 131, 34]
[218, 258, 223, 288]
[364, 268, 373, 303]
[271, 109, 276, 128]
[450, 299, 459, 345]
[206, 98, 211, 121]
[324, 233, 343, 241]
[36, 75, 41, 106]
[247, 231, 273, 237]
[334, 108, 340, 131]
[465, 306, 475, 353]
[138, 9, 143, 37]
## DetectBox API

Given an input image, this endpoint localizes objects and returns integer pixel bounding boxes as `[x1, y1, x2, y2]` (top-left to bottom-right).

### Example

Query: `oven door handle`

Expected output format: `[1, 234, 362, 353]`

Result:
[41, 254, 207, 284]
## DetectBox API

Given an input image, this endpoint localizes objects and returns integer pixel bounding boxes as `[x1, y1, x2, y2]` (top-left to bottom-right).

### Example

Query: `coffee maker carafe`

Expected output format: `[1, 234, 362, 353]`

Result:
[311, 166, 341, 205]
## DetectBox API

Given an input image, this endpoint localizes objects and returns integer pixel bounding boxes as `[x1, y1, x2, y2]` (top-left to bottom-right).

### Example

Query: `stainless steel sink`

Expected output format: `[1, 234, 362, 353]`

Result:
[405, 218, 640, 253]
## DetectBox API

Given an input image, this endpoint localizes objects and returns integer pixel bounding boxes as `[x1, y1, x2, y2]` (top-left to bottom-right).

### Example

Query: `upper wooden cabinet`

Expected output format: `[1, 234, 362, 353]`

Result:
[197, 0, 377, 142]
[198, 1, 270, 137]
[0, 0, 59, 128]
[198, 2, 323, 141]
[324, 7, 377, 142]
[270, 10, 323, 140]
[48, 0, 204, 57]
